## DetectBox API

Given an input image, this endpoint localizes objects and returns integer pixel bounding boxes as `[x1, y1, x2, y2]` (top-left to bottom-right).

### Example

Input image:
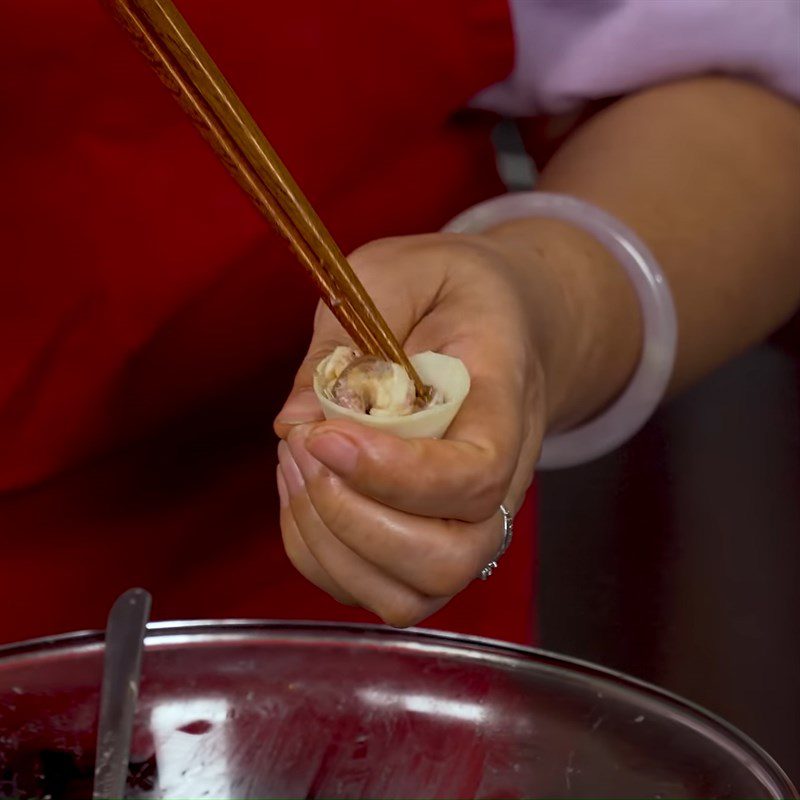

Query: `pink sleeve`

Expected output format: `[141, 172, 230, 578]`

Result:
[473, 0, 800, 115]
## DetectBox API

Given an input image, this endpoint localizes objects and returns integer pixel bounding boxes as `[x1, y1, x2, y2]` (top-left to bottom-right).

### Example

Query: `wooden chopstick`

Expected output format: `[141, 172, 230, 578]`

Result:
[103, 0, 430, 399]
[103, 0, 379, 357]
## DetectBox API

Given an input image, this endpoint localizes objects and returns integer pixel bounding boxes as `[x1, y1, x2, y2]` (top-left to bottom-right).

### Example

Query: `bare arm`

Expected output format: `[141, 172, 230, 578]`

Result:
[488, 77, 800, 430]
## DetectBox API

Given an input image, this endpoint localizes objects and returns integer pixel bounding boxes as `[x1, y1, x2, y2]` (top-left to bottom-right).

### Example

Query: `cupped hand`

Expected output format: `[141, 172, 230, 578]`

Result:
[273, 232, 548, 627]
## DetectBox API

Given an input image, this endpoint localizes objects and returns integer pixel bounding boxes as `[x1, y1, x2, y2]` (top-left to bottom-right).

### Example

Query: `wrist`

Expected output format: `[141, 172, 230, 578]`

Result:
[481, 216, 642, 431]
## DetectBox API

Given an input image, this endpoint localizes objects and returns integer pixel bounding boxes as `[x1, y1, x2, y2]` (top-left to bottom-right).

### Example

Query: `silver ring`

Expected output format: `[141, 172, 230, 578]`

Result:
[479, 504, 514, 581]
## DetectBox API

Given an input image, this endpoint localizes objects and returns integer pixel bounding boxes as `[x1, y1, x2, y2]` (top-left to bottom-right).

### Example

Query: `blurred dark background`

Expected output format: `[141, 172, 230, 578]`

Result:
[538, 344, 800, 787]
[490, 118, 800, 786]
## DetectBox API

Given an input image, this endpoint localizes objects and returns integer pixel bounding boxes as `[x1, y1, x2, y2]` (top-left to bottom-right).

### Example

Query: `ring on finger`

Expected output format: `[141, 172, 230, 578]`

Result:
[478, 504, 514, 581]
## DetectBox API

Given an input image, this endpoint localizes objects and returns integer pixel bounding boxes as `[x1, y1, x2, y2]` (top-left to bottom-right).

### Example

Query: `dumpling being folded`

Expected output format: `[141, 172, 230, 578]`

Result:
[313, 346, 470, 439]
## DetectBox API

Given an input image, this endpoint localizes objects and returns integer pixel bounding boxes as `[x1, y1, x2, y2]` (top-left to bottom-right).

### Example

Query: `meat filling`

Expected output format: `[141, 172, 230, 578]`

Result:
[316, 346, 441, 416]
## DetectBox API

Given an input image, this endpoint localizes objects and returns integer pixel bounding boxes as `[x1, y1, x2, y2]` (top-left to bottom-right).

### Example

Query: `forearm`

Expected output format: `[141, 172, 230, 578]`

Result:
[485, 77, 800, 431]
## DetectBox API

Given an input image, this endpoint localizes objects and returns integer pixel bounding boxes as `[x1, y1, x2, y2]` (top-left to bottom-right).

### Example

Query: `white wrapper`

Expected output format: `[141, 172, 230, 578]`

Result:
[313, 351, 470, 439]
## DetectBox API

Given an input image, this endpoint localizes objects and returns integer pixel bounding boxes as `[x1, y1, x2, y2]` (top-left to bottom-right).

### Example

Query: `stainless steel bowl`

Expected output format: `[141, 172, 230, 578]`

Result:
[0, 621, 795, 799]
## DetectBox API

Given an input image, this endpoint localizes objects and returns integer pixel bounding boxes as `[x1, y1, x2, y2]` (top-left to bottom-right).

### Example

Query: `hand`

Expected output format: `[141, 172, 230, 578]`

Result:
[273, 232, 549, 627]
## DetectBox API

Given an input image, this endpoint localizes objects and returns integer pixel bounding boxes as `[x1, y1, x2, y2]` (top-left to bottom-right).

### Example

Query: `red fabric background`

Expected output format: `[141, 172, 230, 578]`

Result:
[0, 0, 537, 645]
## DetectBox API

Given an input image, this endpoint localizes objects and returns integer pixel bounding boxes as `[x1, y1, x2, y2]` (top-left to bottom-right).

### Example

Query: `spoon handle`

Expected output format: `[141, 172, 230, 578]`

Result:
[93, 588, 152, 799]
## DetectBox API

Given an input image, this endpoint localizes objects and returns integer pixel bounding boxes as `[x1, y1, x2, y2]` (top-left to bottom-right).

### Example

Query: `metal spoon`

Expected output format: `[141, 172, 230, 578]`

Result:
[93, 588, 152, 799]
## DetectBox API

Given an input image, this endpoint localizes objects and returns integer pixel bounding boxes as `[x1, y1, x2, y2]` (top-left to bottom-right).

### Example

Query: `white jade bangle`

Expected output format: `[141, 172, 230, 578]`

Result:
[443, 192, 677, 469]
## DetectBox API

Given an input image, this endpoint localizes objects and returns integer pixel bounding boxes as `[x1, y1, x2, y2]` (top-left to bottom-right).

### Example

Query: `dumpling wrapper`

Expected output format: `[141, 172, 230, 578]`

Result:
[313, 351, 470, 439]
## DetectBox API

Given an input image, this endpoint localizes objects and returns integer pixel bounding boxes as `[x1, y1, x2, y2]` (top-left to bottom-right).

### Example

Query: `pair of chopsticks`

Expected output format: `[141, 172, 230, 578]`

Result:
[103, 0, 429, 400]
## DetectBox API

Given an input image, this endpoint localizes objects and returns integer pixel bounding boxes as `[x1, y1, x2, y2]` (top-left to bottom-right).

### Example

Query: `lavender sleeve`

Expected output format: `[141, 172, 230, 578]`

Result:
[473, 0, 800, 116]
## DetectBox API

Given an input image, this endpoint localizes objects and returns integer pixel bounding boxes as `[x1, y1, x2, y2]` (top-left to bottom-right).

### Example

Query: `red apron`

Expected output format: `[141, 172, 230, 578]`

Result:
[0, 0, 536, 645]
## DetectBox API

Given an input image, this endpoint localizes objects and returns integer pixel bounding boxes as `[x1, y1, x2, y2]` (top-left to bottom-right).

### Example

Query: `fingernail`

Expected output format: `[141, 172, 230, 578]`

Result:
[305, 430, 359, 476]
[277, 440, 305, 495]
[287, 426, 327, 480]
[276, 390, 321, 425]
[276, 466, 289, 508]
